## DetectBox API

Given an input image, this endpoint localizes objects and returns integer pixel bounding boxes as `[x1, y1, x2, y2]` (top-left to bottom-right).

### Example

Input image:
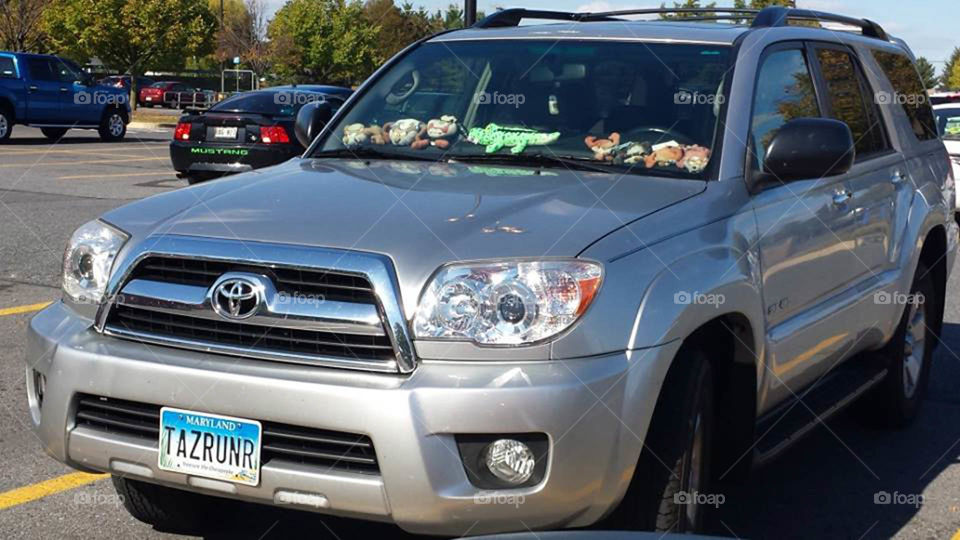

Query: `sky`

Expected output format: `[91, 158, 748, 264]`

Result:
[262, 0, 958, 74]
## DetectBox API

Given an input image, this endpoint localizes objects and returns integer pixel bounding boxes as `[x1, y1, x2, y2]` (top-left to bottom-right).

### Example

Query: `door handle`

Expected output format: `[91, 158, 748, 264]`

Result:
[891, 170, 906, 185]
[28, 85, 37, 92]
[832, 190, 852, 206]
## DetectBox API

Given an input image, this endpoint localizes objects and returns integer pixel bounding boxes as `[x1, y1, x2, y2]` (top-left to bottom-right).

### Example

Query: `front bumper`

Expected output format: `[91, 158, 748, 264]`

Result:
[25, 302, 677, 536]
[169, 141, 300, 175]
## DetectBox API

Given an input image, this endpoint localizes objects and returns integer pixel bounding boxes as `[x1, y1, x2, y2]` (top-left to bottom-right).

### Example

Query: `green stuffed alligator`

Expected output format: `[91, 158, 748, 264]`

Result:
[466, 123, 561, 154]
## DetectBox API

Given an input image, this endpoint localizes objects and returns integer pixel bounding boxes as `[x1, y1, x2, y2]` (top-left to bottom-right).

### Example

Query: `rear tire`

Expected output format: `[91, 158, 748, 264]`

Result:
[858, 262, 936, 428]
[41, 127, 68, 140]
[98, 109, 127, 142]
[111, 476, 225, 530]
[608, 348, 715, 532]
[0, 107, 12, 142]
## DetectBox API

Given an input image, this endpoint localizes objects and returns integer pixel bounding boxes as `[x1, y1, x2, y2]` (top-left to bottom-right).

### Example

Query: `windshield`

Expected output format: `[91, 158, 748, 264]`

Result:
[315, 40, 730, 177]
[935, 108, 960, 140]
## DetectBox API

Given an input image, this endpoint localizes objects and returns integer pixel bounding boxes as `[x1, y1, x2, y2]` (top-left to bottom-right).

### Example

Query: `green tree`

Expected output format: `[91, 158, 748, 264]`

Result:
[942, 47, 960, 90]
[659, 0, 716, 19]
[44, 0, 216, 108]
[0, 0, 52, 52]
[364, 0, 434, 65]
[915, 57, 938, 90]
[268, 0, 378, 86]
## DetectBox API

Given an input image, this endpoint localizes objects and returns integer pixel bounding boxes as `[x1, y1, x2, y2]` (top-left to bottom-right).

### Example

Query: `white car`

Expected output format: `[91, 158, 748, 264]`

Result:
[934, 103, 960, 217]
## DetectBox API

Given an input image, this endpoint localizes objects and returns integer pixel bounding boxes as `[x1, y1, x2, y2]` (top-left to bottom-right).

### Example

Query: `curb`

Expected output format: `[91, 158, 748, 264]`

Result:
[128, 122, 176, 129]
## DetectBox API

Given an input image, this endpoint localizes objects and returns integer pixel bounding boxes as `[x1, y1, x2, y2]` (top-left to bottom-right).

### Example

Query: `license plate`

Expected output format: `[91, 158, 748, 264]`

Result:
[214, 126, 238, 139]
[158, 407, 261, 486]
[145, 97, 153, 101]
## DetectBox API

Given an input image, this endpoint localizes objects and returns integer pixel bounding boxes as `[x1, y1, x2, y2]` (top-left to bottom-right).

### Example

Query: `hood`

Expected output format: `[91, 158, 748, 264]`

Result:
[104, 158, 704, 306]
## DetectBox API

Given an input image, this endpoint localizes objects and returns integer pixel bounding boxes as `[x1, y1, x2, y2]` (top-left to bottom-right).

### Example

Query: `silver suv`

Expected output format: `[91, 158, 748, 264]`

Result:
[24, 7, 958, 535]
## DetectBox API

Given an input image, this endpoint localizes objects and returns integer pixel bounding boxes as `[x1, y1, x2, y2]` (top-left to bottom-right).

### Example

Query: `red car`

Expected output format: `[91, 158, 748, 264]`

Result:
[138, 81, 191, 108]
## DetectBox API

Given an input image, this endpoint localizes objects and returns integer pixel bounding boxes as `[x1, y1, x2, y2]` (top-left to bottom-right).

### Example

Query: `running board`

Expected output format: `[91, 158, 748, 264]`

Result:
[753, 358, 887, 467]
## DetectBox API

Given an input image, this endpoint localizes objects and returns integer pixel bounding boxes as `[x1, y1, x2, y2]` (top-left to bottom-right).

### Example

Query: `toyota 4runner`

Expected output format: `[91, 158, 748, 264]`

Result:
[24, 7, 958, 535]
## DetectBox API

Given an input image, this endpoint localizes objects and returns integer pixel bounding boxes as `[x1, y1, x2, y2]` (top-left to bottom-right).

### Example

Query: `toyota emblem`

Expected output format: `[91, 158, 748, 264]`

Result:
[211, 277, 262, 320]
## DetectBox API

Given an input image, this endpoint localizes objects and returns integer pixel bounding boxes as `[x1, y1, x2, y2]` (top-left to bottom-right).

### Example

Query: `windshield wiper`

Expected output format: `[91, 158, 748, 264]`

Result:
[449, 153, 634, 175]
[311, 147, 438, 162]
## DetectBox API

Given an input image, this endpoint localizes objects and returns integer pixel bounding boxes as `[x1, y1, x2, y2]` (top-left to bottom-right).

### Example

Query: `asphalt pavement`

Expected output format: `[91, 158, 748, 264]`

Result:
[0, 126, 958, 539]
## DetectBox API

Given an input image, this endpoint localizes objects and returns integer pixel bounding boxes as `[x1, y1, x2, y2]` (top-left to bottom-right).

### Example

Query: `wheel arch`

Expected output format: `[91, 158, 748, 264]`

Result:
[917, 224, 948, 338]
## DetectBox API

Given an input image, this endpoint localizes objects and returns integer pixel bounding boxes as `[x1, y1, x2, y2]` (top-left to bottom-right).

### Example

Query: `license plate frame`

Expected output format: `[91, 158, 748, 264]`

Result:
[214, 126, 238, 139]
[158, 407, 262, 486]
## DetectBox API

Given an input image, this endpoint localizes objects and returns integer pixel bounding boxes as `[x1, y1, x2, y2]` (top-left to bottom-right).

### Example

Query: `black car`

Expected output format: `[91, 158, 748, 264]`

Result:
[170, 85, 352, 184]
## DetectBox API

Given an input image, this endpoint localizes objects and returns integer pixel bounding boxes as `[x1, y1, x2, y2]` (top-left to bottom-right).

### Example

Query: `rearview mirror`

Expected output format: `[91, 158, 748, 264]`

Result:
[294, 101, 333, 148]
[761, 118, 855, 184]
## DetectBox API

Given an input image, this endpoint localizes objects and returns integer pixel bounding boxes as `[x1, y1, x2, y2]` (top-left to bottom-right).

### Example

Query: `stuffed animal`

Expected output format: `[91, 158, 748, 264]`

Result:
[342, 123, 387, 146]
[383, 118, 423, 146]
[644, 142, 685, 168]
[677, 145, 711, 173]
[620, 142, 650, 165]
[584, 133, 621, 161]
[412, 115, 459, 149]
[466, 123, 560, 154]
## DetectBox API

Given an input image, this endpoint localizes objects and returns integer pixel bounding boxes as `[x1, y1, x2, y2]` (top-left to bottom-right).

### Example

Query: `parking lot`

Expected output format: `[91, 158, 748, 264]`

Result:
[1, 125, 960, 539]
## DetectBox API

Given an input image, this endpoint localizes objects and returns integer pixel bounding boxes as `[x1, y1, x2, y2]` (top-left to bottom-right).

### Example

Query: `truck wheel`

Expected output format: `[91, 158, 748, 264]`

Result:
[0, 108, 12, 141]
[41, 128, 68, 140]
[609, 348, 715, 533]
[858, 262, 935, 427]
[98, 110, 127, 142]
[111, 476, 225, 530]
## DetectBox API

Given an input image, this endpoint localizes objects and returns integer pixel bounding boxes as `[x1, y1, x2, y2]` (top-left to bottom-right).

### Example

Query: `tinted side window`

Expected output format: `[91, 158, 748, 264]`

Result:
[872, 50, 938, 141]
[815, 48, 888, 159]
[26, 58, 57, 81]
[0, 57, 16, 78]
[750, 48, 821, 170]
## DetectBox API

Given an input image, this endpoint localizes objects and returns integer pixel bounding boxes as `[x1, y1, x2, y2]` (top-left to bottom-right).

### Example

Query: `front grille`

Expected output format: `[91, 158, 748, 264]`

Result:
[109, 305, 396, 362]
[129, 256, 377, 304]
[75, 395, 380, 474]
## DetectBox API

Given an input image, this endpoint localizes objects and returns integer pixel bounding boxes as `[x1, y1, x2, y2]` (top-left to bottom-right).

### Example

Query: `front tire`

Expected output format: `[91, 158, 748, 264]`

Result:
[0, 108, 12, 141]
[98, 109, 127, 142]
[859, 262, 936, 427]
[111, 476, 225, 530]
[41, 127, 68, 140]
[610, 348, 715, 532]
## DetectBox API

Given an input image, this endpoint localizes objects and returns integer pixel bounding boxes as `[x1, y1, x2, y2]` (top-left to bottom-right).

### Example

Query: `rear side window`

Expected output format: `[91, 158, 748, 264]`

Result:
[0, 57, 17, 79]
[814, 48, 889, 159]
[872, 50, 938, 141]
[750, 48, 821, 170]
[26, 58, 57, 81]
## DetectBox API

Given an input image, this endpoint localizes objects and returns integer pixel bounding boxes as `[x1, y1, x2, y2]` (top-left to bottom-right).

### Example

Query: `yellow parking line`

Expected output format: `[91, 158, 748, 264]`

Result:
[0, 147, 165, 157]
[0, 472, 108, 511]
[0, 156, 167, 168]
[59, 171, 174, 180]
[952, 529, 960, 540]
[0, 301, 52, 317]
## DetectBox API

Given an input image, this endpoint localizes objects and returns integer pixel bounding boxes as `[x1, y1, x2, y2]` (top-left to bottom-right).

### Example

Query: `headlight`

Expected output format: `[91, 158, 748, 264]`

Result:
[62, 220, 128, 305]
[414, 259, 602, 346]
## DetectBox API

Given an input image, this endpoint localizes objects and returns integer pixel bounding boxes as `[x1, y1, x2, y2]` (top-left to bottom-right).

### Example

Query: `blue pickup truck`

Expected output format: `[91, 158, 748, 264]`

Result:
[0, 52, 130, 142]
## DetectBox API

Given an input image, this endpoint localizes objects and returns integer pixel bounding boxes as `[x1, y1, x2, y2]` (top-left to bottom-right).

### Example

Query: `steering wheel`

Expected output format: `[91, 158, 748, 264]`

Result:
[620, 126, 696, 147]
[385, 70, 420, 105]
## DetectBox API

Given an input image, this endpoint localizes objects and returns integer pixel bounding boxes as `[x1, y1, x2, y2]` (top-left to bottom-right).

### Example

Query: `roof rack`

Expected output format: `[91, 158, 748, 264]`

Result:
[751, 7, 887, 40]
[474, 6, 889, 42]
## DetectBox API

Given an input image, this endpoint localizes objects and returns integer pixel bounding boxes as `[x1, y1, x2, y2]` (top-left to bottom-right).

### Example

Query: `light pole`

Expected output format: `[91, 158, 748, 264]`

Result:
[465, 0, 476, 26]
[219, 0, 225, 94]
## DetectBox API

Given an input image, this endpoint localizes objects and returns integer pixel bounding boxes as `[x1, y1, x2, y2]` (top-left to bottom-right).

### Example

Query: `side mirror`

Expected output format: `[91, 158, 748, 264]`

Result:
[294, 101, 332, 148]
[761, 118, 855, 183]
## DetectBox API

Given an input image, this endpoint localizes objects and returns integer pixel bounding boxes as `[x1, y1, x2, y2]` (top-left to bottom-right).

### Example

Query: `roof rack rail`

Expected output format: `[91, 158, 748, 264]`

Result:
[751, 7, 888, 40]
[474, 6, 889, 42]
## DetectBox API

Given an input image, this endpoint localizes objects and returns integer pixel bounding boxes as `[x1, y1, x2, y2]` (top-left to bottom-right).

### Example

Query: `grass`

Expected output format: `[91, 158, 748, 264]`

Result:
[131, 109, 181, 126]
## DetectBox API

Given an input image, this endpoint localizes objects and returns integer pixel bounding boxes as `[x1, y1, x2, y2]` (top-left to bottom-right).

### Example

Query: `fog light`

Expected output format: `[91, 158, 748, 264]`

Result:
[34, 370, 46, 407]
[483, 439, 535, 485]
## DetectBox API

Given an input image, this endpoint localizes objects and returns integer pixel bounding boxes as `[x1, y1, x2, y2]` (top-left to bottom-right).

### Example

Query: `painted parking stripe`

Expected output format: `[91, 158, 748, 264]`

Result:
[58, 171, 174, 180]
[952, 529, 960, 540]
[0, 156, 167, 168]
[0, 472, 108, 511]
[0, 301, 52, 317]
